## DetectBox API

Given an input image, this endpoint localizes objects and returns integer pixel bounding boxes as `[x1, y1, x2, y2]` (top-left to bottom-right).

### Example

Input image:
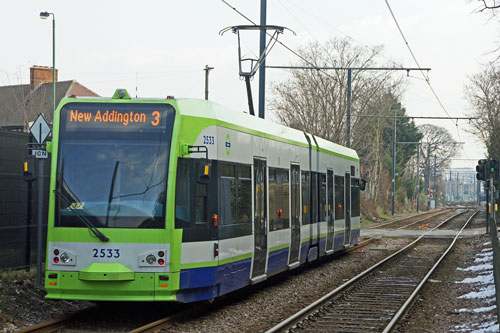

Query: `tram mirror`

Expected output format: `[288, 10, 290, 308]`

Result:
[360, 179, 367, 191]
[197, 161, 211, 184]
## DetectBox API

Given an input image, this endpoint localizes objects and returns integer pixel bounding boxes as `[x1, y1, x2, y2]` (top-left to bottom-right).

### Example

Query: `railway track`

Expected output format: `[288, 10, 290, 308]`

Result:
[367, 207, 452, 230]
[266, 209, 478, 333]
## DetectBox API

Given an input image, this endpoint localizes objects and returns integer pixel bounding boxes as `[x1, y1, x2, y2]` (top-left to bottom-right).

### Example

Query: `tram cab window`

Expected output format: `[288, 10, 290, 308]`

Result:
[351, 178, 361, 218]
[335, 175, 345, 220]
[269, 168, 290, 231]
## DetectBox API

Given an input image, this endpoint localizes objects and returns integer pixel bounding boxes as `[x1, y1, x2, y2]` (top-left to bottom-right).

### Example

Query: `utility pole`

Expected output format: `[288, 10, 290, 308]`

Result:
[258, 0, 267, 119]
[391, 104, 398, 216]
[433, 155, 437, 201]
[449, 169, 452, 202]
[204, 65, 214, 100]
[416, 145, 420, 212]
[425, 144, 431, 193]
[346, 69, 352, 147]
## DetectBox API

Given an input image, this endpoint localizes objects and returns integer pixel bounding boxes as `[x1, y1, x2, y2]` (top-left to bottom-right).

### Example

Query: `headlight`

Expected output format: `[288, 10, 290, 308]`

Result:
[60, 253, 70, 263]
[146, 254, 156, 265]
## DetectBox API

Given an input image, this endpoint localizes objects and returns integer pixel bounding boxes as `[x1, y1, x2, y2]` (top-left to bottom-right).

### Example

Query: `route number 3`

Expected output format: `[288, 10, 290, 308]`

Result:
[151, 111, 160, 126]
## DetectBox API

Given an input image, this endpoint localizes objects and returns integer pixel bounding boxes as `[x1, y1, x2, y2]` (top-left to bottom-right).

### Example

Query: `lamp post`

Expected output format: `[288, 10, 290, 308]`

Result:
[40, 11, 55, 114]
[37, 11, 54, 288]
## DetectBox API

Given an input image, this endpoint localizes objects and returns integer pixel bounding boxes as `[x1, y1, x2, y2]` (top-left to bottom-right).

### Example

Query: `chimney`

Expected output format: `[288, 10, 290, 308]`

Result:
[30, 65, 58, 90]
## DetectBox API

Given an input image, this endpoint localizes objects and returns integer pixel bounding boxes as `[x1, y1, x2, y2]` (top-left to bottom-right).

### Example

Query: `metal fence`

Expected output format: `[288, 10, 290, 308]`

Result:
[0, 130, 50, 270]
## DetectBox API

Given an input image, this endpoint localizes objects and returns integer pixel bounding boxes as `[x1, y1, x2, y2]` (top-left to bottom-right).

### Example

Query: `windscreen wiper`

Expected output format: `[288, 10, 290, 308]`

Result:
[105, 161, 120, 228]
[54, 189, 109, 242]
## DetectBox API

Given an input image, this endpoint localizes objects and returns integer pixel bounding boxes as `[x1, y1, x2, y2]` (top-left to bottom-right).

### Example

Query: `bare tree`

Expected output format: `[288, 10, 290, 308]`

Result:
[418, 124, 459, 190]
[269, 38, 400, 145]
[465, 66, 500, 158]
[269, 38, 424, 214]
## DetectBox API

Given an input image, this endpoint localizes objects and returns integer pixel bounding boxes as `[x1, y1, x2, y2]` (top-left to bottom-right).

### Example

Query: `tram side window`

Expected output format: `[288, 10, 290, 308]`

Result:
[269, 168, 290, 231]
[195, 182, 208, 223]
[320, 173, 327, 221]
[175, 158, 191, 228]
[301, 171, 310, 225]
[335, 175, 345, 220]
[175, 158, 210, 228]
[220, 163, 252, 225]
[351, 178, 361, 217]
[238, 166, 252, 223]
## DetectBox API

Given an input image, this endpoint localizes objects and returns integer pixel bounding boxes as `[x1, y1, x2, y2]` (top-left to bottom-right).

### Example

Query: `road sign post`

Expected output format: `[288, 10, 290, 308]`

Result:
[28, 113, 51, 287]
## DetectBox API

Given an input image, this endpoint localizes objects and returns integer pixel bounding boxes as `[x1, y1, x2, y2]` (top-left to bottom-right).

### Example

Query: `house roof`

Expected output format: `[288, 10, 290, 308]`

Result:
[0, 80, 99, 128]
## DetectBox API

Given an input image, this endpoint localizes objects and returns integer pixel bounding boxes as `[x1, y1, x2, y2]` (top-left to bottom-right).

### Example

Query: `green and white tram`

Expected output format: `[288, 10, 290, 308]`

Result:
[45, 89, 361, 302]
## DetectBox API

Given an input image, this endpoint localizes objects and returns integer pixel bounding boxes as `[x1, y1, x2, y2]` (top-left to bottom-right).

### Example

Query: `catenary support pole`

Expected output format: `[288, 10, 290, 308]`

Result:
[258, 0, 267, 119]
[391, 104, 397, 216]
[416, 145, 420, 213]
[204, 65, 214, 100]
[346, 69, 352, 147]
[433, 155, 437, 204]
[266, 66, 430, 147]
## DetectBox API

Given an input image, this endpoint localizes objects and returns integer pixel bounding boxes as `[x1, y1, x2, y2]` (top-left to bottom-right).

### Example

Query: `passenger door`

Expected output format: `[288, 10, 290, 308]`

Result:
[344, 173, 351, 246]
[288, 164, 301, 266]
[326, 170, 334, 252]
[252, 158, 267, 278]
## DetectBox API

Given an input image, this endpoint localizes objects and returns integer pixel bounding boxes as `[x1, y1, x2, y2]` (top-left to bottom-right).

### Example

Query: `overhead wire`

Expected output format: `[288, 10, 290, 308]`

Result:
[282, 0, 395, 64]
[383, 0, 469, 159]
[220, 0, 469, 161]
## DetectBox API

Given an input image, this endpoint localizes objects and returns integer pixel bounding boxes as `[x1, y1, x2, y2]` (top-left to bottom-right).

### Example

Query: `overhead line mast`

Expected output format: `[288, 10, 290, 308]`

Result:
[266, 65, 431, 148]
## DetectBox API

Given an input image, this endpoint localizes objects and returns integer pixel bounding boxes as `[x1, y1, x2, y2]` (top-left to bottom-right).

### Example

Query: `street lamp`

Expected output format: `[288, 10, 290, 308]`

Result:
[37, 10, 54, 289]
[39, 11, 55, 114]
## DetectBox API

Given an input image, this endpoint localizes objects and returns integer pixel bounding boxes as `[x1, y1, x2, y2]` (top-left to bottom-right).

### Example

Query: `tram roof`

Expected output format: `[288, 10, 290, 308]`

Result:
[176, 99, 359, 162]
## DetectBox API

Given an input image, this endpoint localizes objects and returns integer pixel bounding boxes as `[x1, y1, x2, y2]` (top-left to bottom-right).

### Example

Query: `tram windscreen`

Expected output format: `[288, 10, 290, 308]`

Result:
[55, 102, 175, 229]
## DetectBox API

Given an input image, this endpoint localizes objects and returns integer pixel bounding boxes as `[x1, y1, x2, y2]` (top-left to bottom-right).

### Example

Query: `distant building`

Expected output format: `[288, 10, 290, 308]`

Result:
[0, 66, 99, 131]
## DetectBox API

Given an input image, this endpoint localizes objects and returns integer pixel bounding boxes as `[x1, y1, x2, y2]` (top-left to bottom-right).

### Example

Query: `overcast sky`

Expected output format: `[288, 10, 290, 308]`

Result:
[1, 0, 496, 169]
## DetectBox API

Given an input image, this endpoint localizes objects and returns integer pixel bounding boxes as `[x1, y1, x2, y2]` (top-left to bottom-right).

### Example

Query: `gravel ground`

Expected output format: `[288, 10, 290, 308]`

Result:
[2, 209, 498, 332]
[162, 237, 411, 333]
[396, 233, 499, 332]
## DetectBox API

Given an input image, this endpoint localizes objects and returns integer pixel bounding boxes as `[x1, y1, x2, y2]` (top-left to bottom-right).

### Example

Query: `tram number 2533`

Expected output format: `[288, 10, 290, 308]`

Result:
[203, 136, 215, 145]
[93, 248, 121, 258]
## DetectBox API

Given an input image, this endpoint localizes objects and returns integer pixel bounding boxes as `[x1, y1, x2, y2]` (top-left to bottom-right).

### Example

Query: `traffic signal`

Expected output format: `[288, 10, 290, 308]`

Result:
[23, 155, 36, 182]
[490, 159, 500, 180]
[476, 159, 488, 181]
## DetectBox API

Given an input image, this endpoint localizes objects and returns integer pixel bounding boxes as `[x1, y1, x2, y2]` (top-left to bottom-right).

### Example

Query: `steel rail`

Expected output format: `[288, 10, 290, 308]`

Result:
[265, 209, 470, 333]
[382, 209, 479, 332]
[130, 303, 208, 333]
[19, 313, 74, 332]
[368, 208, 448, 229]
[397, 210, 451, 230]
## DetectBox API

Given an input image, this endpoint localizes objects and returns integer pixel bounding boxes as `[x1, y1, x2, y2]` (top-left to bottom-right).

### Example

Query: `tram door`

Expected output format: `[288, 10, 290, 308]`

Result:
[326, 170, 334, 251]
[252, 158, 267, 278]
[344, 173, 351, 245]
[289, 164, 301, 265]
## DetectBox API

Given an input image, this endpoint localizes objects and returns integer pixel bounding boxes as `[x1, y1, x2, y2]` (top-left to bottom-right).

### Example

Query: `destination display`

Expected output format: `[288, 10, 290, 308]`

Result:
[62, 103, 170, 131]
